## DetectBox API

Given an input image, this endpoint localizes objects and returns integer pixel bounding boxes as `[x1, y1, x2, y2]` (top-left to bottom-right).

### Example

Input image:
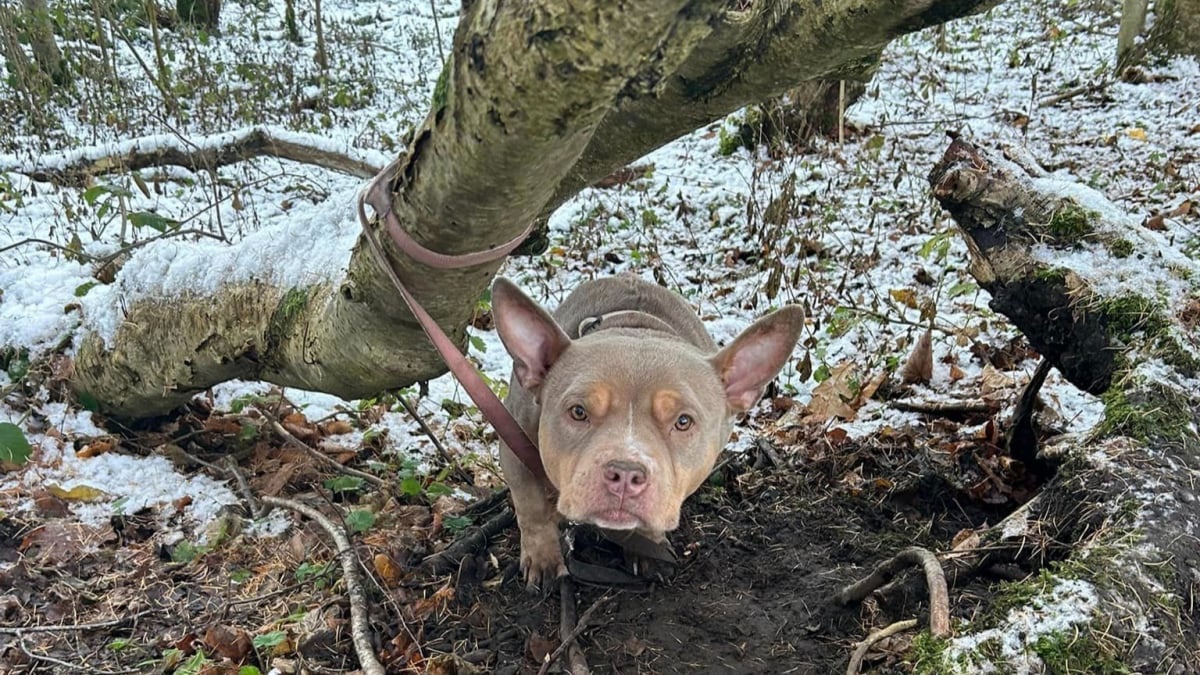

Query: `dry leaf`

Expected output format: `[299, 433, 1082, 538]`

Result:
[950, 528, 982, 550]
[980, 365, 1018, 406]
[1144, 213, 1167, 231]
[900, 328, 934, 384]
[806, 362, 860, 422]
[1126, 127, 1147, 141]
[47, 484, 109, 502]
[889, 288, 919, 309]
[33, 491, 70, 517]
[320, 419, 354, 436]
[202, 624, 253, 663]
[949, 363, 966, 381]
[76, 436, 116, 458]
[854, 370, 888, 406]
[374, 553, 405, 587]
[527, 632, 557, 663]
[1168, 199, 1193, 218]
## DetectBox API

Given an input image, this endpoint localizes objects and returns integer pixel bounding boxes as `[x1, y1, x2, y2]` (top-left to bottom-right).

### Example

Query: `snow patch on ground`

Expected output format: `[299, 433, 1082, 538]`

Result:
[947, 578, 1100, 674]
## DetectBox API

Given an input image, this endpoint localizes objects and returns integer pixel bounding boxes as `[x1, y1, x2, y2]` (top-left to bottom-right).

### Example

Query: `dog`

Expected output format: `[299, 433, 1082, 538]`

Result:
[491, 275, 804, 586]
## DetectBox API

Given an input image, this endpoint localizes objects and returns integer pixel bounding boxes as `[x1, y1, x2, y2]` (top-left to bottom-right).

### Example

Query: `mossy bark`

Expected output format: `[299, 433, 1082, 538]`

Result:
[519, 0, 1001, 251]
[926, 137, 1200, 671]
[72, 0, 1004, 416]
[1157, 0, 1200, 57]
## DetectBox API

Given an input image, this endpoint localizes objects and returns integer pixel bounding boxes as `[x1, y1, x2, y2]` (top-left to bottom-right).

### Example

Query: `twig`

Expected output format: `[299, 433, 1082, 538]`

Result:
[890, 400, 992, 415]
[0, 237, 100, 261]
[397, 396, 472, 484]
[261, 495, 386, 675]
[17, 636, 141, 674]
[96, 227, 227, 264]
[845, 619, 919, 675]
[1038, 79, 1112, 108]
[835, 546, 950, 638]
[538, 579, 611, 675]
[422, 507, 516, 574]
[261, 411, 385, 488]
[222, 458, 264, 520]
[0, 612, 150, 635]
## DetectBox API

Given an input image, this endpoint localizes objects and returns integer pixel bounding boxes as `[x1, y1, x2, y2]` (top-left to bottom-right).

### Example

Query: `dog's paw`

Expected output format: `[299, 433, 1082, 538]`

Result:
[520, 527, 566, 590]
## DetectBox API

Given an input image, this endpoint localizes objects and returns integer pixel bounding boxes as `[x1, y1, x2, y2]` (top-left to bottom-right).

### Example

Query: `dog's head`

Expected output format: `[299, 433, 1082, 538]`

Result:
[492, 278, 803, 538]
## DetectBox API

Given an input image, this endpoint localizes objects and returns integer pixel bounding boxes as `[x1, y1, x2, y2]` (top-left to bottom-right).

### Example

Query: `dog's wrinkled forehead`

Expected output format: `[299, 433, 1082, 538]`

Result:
[542, 335, 723, 408]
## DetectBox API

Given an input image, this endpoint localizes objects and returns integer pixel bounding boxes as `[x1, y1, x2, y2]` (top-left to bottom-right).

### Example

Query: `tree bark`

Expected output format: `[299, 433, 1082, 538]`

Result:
[64, 0, 1004, 417]
[21, 0, 68, 86]
[925, 137, 1200, 671]
[1156, 0, 1200, 57]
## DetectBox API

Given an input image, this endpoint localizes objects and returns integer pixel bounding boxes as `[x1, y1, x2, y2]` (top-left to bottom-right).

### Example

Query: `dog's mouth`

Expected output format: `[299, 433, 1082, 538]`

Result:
[586, 508, 643, 530]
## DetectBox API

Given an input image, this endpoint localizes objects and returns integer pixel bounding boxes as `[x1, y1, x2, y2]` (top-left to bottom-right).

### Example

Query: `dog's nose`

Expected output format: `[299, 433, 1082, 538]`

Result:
[603, 460, 648, 497]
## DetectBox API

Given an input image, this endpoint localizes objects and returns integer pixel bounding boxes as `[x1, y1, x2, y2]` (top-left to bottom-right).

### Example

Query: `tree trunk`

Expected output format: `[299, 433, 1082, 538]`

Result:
[64, 0, 1004, 417]
[20, 0, 68, 86]
[1156, 0, 1200, 57]
[923, 137, 1199, 671]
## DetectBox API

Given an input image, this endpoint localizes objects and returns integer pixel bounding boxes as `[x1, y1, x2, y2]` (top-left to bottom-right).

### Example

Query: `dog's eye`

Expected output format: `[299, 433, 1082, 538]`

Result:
[569, 404, 588, 422]
[675, 414, 693, 431]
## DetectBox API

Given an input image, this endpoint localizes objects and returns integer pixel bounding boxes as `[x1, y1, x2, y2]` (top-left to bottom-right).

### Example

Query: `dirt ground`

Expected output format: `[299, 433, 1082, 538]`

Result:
[0, 390, 1037, 675]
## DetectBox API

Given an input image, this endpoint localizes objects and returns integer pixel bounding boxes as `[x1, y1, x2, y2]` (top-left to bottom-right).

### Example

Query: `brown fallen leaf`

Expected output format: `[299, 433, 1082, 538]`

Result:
[202, 624, 253, 663]
[900, 328, 934, 384]
[76, 436, 116, 458]
[980, 365, 1019, 407]
[806, 362, 860, 422]
[373, 553, 405, 588]
[889, 288, 919, 309]
[319, 419, 354, 436]
[33, 491, 71, 517]
[1144, 212, 1166, 231]
[527, 631, 557, 663]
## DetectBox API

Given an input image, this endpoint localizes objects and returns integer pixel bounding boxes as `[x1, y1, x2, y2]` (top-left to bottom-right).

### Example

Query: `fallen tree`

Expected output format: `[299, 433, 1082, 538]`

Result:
[908, 137, 1200, 672]
[49, 0, 1005, 417]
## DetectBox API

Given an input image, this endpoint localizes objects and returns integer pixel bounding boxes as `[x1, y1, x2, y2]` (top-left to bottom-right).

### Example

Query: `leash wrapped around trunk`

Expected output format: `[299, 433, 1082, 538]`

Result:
[356, 160, 546, 485]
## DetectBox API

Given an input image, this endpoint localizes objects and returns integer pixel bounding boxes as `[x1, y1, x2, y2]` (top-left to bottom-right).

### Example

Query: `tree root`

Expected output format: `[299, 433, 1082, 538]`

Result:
[261, 495, 386, 675]
[836, 546, 950, 638]
[422, 507, 516, 575]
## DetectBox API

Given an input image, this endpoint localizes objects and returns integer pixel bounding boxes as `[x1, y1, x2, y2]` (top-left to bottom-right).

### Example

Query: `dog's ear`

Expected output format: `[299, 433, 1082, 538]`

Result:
[710, 306, 805, 412]
[492, 278, 571, 391]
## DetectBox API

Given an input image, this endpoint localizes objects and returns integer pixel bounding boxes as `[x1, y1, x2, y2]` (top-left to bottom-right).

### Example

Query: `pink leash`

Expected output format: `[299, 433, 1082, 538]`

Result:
[357, 158, 548, 486]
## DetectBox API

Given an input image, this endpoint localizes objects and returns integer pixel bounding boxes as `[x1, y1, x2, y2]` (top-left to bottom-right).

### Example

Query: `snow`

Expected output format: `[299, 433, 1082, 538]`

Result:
[2, 0, 1197, 557]
[947, 578, 1101, 674]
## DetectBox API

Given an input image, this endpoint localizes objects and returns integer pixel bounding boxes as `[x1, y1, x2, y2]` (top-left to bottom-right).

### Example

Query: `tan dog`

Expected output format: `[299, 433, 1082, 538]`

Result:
[492, 275, 804, 586]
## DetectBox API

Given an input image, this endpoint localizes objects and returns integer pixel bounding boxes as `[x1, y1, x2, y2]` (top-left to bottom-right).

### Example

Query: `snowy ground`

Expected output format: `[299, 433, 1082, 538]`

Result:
[0, 0, 1197, 669]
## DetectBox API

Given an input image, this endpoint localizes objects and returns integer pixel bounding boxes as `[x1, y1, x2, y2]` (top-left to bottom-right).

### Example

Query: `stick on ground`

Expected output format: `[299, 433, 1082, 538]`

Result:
[262, 495, 386, 675]
[538, 578, 611, 675]
[262, 411, 385, 488]
[845, 618, 920, 675]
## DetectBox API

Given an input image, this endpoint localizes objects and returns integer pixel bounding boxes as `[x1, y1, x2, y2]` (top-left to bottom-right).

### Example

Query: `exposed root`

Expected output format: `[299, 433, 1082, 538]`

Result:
[836, 546, 950, 638]
[423, 507, 516, 575]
